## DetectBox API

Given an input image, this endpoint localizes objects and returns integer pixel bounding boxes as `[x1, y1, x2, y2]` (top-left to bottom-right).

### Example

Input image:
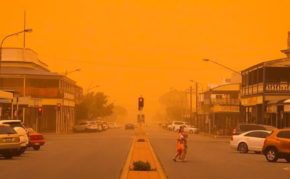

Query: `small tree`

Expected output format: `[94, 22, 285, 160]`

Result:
[76, 92, 114, 121]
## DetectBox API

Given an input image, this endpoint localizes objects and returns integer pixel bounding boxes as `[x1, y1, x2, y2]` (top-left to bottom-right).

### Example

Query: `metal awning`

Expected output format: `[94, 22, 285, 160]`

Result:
[283, 99, 290, 104]
[0, 90, 13, 99]
[0, 99, 12, 103]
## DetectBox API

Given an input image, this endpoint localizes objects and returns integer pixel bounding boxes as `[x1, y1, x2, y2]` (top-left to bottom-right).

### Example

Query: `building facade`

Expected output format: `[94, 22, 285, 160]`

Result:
[241, 58, 290, 128]
[0, 48, 83, 133]
[198, 83, 240, 135]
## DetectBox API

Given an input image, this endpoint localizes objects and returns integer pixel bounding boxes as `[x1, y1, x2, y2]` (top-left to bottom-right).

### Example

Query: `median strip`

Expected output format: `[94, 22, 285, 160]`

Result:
[120, 126, 167, 179]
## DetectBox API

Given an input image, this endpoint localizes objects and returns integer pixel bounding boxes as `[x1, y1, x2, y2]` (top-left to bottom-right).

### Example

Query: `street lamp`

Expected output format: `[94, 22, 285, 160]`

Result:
[64, 68, 81, 76]
[0, 29, 33, 73]
[203, 59, 240, 75]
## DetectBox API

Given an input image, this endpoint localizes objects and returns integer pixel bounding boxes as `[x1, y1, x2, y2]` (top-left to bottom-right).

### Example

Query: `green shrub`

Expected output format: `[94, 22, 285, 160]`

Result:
[132, 161, 151, 171]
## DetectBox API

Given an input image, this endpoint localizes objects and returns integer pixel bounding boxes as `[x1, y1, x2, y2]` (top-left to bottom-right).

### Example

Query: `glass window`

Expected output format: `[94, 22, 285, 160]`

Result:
[277, 131, 290, 139]
[245, 131, 269, 138]
[3, 122, 25, 128]
[258, 132, 270, 138]
[245, 132, 260, 137]
[0, 126, 16, 134]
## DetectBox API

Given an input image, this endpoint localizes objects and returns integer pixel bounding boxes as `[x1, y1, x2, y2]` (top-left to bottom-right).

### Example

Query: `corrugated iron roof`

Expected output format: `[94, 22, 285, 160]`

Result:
[0, 67, 60, 76]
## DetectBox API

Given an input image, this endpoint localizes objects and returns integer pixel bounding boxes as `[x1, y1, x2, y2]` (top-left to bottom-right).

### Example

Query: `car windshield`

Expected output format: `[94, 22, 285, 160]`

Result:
[3, 122, 24, 128]
[174, 122, 184, 125]
[0, 126, 17, 134]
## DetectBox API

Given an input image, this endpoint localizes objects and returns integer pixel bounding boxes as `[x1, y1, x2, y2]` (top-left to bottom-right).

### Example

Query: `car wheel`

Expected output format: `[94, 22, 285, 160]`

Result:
[15, 147, 26, 156]
[265, 148, 278, 162]
[285, 157, 290, 163]
[3, 152, 13, 159]
[238, 142, 248, 153]
[33, 146, 41, 151]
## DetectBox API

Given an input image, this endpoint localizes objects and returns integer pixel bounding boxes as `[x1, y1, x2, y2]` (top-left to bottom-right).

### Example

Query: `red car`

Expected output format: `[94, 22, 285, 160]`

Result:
[27, 128, 45, 150]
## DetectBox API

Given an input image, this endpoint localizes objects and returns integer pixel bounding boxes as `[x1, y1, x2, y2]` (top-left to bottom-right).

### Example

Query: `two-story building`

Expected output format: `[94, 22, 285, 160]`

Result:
[241, 58, 290, 128]
[198, 83, 240, 135]
[241, 33, 290, 129]
[0, 48, 83, 133]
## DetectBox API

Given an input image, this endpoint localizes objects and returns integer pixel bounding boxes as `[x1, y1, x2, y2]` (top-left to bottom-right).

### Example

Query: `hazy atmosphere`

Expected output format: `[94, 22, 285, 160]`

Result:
[1, 0, 290, 120]
[2, 1, 290, 179]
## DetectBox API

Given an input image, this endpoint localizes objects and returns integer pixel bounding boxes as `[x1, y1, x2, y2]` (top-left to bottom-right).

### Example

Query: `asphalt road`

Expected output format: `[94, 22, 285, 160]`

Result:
[0, 128, 133, 179]
[147, 126, 290, 179]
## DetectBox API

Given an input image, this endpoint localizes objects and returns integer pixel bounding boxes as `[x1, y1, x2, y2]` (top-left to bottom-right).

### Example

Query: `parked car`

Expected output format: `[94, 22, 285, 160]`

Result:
[183, 125, 198, 134]
[0, 124, 21, 159]
[101, 121, 109, 130]
[168, 121, 188, 131]
[0, 120, 29, 155]
[230, 130, 271, 153]
[232, 123, 276, 135]
[262, 128, 290, 162]
[73, 121, 100, 132]
[125, 123, 135, 130]
[73, 121, 89, 132]
[108, 122, 120, 129]
[26, 128, 45, 151]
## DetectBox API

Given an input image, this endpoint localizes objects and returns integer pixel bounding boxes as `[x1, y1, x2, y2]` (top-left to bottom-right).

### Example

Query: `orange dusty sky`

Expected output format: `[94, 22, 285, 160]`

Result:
[1, 0, 290, 120]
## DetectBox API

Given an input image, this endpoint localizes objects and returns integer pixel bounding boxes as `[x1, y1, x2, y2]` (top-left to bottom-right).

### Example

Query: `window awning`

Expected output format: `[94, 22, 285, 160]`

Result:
[0, 99, 12, 103]
[0, 90, 13, 100]
[267, 98, 290, 105]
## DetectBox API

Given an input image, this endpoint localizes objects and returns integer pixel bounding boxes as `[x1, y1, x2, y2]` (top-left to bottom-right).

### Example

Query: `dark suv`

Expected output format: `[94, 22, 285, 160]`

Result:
[232, 123, 276, 135]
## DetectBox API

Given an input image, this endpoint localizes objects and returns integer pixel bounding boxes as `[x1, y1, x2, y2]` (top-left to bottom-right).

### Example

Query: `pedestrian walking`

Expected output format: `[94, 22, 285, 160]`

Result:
[173, 126, 185, 162]
[180, 133, 188, 161]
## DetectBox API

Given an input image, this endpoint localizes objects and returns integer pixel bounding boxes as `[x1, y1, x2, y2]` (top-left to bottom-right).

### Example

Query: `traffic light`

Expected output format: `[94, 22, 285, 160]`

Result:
[138, 97, 144, 111]
[37, 107, 43, 116]
[57, 103, 61, 111]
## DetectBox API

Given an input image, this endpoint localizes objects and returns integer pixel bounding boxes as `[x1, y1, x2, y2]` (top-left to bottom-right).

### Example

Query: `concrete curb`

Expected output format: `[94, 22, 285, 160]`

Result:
[147, 137, 167, 179]
[120, 137, 135, 179]
[120, 127, 167, 179]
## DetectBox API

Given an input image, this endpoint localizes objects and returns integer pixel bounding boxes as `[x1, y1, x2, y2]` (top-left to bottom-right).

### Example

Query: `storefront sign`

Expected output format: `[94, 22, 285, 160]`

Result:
[241, 96, 263, 106]
[212, 105, 240, 112]
[265, 82, 290, 93]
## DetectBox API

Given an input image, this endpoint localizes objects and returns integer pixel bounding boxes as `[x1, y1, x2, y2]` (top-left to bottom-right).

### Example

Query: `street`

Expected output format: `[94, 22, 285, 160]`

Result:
[1, 126, 290, 179]
[148, 126, 290, 179]
[0, 129, 133, 179]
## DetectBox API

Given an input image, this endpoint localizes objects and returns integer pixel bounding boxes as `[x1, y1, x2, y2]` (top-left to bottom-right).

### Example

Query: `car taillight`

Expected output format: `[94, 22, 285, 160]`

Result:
[30, 135, 43, 140]
[232, 128, 236, 135]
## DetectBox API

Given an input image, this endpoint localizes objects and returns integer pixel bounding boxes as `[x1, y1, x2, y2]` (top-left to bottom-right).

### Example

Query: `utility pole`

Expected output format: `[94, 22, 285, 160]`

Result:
[189, 86, 193, 123]
[195, 82, 198, 127]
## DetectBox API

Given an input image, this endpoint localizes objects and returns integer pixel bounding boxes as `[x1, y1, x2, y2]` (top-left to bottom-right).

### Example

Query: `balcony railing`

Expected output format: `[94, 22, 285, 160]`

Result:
[210, 98, 240, 105]
[241, 83, 264, 96]
[242, 82, 290, 96]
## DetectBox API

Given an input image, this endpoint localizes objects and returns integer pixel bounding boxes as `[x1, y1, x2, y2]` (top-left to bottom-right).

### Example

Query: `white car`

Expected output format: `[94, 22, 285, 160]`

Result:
[168, 121, 187, 131]
[230, 130, 271, 153]
[183, 125, 198, 134]
[0, 120, 29, 155]
[73, 121, 102, 132]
